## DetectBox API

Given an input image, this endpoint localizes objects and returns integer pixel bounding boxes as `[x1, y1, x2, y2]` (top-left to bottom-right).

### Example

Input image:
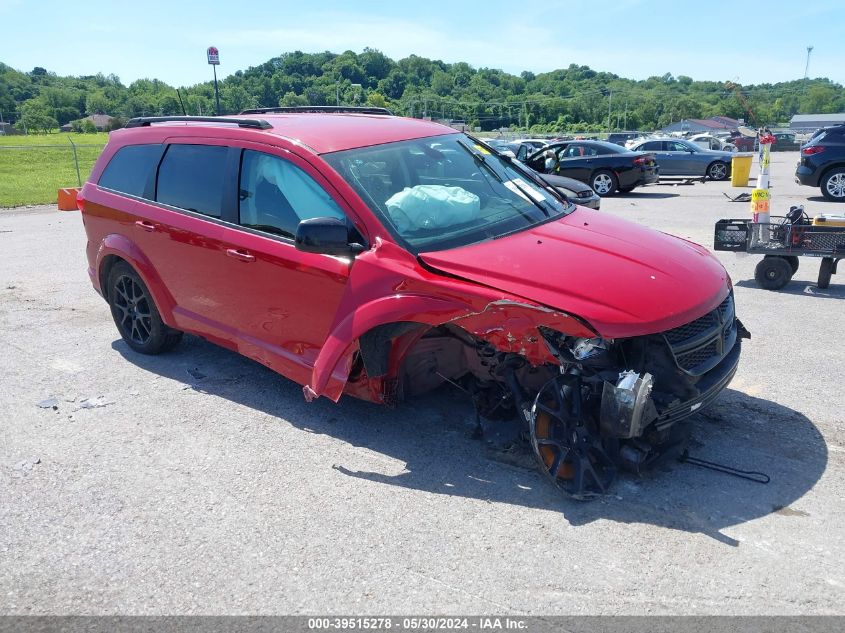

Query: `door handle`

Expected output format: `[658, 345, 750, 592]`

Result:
[135, 220, 156, 232]
[226, 248, 256, 263]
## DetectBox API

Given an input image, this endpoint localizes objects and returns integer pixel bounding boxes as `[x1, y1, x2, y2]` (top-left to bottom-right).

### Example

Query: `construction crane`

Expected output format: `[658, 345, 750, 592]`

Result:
[725, 81, 758, 127]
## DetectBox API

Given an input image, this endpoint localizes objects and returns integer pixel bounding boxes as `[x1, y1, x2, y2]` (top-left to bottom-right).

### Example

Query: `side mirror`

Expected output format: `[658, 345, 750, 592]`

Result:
[295, 217, 365, 256]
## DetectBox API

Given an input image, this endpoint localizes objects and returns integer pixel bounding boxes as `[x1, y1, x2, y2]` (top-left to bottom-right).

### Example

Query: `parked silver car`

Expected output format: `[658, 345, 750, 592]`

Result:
[629, 137, 734, 180]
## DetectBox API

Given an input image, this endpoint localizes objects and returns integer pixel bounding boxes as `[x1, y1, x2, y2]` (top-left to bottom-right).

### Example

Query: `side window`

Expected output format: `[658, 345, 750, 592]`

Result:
[98, 144, 162, 197]
[156, 144, 228, 218]
[238, 150, 346, 238]
[641, 141, 661, 151]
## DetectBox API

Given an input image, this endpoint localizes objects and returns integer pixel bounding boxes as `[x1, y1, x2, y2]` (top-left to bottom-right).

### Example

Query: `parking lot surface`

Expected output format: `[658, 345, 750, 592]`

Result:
[1, 151, 843, 614]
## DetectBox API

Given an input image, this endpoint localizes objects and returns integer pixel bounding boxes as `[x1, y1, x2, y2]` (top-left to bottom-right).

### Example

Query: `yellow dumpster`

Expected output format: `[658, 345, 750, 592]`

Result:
[731, 154, 753, 187]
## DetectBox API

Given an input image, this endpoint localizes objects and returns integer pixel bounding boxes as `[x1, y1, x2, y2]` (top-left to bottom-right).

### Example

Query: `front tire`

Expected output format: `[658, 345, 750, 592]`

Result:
[754, 256, 793, 290]
[821, 169, 845, 201]
[107, 261, 182, 354]
[591, 170, 618, 196]
[707, 161, 729, 180]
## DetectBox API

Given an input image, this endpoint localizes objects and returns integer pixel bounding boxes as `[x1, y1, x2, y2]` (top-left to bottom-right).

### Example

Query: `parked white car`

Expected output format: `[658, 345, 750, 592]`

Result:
[688, 134, 736, 152]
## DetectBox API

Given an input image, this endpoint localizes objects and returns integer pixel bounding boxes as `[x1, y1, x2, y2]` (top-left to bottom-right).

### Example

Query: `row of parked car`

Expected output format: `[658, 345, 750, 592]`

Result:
[485, 124, 845, 202]
[484, 136, 735, 198]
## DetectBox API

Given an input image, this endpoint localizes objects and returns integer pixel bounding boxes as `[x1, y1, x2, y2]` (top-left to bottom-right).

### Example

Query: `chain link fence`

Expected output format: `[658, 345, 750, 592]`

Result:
[0, 138, 106, 208]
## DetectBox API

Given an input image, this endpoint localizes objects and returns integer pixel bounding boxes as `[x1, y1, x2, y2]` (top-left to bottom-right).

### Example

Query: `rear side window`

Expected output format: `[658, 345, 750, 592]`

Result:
[98, 144, 162, 197]
[156, 144, 228, 217]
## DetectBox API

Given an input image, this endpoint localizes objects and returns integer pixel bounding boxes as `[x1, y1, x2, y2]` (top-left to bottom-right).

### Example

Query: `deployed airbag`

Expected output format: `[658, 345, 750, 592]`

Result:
[385, 185, 480, 232]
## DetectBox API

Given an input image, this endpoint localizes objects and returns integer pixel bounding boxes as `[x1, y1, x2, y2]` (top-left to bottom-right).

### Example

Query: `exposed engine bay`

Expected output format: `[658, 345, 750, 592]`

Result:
[384, 292, 750, 500]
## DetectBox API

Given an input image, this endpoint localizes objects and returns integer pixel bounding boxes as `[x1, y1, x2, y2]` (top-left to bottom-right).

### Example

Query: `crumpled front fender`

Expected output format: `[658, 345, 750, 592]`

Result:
[305, 294, 475, 402]
[306, 292, 595, 403]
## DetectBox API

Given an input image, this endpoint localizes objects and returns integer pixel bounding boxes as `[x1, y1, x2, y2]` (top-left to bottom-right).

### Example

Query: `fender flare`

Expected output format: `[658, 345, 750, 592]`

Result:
[307, 294, 475, 402]
[95, 234, 177, 326]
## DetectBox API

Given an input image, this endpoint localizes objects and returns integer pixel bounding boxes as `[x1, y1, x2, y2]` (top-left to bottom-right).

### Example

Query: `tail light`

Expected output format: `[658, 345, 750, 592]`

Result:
[76, 191, 86, 212]
[802, 146, 825, 156]
[633, 156, 650, 166]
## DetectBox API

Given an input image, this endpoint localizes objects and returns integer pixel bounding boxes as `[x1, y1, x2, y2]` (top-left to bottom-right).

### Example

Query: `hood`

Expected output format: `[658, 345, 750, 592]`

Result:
[419, 209, 729, 339]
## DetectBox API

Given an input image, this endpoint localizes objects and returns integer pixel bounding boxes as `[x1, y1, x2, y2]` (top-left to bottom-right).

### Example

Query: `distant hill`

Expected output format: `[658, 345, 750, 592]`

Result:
[2, 49, 844, 132]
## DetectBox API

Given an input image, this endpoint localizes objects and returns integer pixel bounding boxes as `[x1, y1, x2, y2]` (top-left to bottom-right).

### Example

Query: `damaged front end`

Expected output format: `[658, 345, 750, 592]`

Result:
[528, 291, 749, 499]
[390, 291, 748, 500]
[308, 258, 748, 500]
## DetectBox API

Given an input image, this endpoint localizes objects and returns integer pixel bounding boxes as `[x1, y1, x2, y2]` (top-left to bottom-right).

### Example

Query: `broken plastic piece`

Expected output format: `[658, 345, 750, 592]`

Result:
[599, 370, 656, 439]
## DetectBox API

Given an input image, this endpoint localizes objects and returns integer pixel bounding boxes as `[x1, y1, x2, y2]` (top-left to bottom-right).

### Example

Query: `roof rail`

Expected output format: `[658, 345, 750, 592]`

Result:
[238, 106, 393, 116]
[125, 116, 273, 130]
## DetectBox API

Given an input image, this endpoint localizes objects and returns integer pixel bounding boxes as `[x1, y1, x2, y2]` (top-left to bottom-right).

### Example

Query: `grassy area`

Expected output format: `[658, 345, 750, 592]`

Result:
[0, 133, 107, 207]
[0, 132, 110, 146]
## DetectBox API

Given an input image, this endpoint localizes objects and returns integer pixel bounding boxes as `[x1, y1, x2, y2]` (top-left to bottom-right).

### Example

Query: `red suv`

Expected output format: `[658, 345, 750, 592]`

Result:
[79, 108, 748, 499]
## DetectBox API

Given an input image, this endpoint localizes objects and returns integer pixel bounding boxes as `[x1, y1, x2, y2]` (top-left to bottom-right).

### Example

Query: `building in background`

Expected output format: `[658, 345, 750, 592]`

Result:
[59, 114, 116, 133]
[661, 117, 743, 135]
[789, 113, 845, 132]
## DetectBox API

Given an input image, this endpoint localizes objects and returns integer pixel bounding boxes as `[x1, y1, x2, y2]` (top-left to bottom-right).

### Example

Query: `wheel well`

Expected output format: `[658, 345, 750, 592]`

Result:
[819, 163, 845, 183]
[99, 254, 126, 301]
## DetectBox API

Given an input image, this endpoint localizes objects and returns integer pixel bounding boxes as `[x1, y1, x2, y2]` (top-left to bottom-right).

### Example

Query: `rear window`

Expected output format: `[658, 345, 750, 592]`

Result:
[156, 144, 228, 217]
[98, 144, 162, 197]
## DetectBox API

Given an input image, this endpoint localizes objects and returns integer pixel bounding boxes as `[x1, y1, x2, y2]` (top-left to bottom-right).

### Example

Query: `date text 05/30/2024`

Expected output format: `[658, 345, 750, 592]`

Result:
[307, 617, 528, 630]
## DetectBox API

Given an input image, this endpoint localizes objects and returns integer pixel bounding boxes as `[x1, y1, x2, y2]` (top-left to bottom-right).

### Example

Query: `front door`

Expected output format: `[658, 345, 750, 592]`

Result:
[211, 147, 361, 384]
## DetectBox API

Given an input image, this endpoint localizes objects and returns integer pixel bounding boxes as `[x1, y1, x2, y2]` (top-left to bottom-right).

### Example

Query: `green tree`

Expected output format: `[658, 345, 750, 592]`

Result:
[19, 99, 58, 133]
[279, 91, 308, 107]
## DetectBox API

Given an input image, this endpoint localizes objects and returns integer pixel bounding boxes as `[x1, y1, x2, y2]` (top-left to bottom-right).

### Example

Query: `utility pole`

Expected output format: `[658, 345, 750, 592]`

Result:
[803, 45, 814, 93]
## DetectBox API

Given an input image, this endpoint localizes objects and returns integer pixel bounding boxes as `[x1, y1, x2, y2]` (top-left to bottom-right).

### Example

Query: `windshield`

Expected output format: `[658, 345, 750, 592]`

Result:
[323, 133, 574, 253]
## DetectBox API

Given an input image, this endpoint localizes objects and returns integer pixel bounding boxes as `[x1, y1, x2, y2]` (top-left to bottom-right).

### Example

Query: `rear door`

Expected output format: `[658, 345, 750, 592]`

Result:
[638, 140, 670, 174]
[665, 140, 701, 175]
[128, 141, 238, 343]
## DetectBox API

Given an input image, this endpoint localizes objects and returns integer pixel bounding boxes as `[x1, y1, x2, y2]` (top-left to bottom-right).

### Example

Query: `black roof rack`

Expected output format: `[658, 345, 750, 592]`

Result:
[238, 106, 393, 116]
[125, 116, 273, 130]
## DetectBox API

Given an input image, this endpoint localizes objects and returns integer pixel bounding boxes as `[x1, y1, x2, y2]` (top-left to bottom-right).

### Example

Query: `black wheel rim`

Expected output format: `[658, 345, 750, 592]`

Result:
[113, 275, 153, 345]
[530, 376, 616, 499]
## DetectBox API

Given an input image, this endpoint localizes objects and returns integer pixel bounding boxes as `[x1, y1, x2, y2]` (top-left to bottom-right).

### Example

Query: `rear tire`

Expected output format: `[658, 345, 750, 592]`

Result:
[591, 170, 618, 196]
[820, 169, 845, 201]
[754, 256, 792, 290]
[107, 261, 182, 354]
[707, 161, 729, 180]
[817, 258, 834, 289]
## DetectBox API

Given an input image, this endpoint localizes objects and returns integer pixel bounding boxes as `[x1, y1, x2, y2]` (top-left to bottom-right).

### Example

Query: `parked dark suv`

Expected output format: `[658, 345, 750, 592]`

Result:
[795, 124, 845, 201]
[77, 108, 746, 499]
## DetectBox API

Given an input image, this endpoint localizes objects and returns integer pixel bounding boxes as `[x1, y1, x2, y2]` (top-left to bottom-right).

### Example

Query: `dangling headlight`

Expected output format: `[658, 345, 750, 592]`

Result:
[569, 337, 609, 361]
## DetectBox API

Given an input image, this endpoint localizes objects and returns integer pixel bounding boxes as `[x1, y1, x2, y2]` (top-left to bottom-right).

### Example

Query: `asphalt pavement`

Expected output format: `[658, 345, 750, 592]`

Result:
[1, 151, 843, 615]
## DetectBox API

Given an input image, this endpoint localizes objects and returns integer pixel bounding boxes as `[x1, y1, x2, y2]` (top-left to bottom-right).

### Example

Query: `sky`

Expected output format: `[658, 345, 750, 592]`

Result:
[1, 0, 843, 88]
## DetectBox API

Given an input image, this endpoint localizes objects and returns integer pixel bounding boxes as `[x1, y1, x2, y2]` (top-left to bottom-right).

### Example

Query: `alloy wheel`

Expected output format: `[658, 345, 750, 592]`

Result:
[708, 162, 727, 180]
[112, 275, 153, 345]
[593, 173, 613, 195]
[825, 173, 845, 199]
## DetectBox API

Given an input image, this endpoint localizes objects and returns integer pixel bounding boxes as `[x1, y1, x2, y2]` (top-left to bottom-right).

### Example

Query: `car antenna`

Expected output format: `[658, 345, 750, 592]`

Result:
[176, 89, 187, 116]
